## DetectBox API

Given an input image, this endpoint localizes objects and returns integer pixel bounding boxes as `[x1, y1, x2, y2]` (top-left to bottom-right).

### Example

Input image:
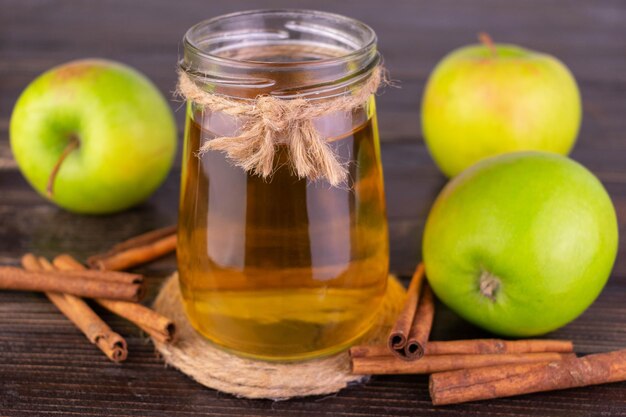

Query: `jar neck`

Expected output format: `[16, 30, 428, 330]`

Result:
[180, 9, 379, 100]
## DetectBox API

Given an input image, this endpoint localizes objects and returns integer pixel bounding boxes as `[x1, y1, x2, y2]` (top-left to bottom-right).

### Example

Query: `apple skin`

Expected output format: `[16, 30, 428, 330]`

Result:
[423, 152, 618, 337]
[10, 59, 176, 214]
[422, 43, 581, 178]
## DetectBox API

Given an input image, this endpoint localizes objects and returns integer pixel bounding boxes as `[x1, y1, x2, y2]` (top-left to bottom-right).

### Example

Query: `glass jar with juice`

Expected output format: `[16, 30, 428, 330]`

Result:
[178, 9, 389, 361]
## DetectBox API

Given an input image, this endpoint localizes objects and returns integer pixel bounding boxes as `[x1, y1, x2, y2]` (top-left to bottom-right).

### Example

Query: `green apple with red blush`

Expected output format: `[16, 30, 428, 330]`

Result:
[10, 59, 176, 214]
[422, 34, 581, 177]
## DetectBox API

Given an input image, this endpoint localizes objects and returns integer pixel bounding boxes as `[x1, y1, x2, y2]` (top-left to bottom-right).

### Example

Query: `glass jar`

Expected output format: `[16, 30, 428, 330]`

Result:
[177, 9, 389, 361]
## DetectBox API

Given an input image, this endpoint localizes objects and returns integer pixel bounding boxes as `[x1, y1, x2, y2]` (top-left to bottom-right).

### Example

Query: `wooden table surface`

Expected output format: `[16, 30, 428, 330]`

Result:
[2, 1, 626, 415]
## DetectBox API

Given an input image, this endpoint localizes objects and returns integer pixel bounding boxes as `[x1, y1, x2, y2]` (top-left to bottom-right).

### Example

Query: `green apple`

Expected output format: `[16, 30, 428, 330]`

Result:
[10, 59, 176, 214]
[423, 152, 618, 337]
[421, 35, 581, 177]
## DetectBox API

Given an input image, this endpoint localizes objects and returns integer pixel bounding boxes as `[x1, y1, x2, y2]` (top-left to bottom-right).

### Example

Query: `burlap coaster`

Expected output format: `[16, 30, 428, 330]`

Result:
[152, 273, 406, 400]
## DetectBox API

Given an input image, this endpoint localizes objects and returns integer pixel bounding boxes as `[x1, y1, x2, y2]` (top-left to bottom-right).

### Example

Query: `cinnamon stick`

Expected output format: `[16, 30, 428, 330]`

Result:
[110, 225, 177, 252]
[87, 225, 177, 271]
[49, 256, 144, 285]
[350, 339, 574, 358]
[404, 282, 435, 359]
[21, 254, 127, 362]
[349, 344, 392, 358]
[97, 298, 176, 344]
[388, 263, 424, 353]
[1, 265, 142, 285]
[426, 338, 574, 355]
[351, 352, 574, 375]
[53, 254, 176, 344]
[429, 349, 626, 405]
[0, 266, 144, 301]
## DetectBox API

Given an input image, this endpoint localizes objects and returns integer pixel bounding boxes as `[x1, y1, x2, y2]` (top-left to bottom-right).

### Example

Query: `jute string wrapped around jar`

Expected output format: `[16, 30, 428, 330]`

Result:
[176, 66, 384, 186]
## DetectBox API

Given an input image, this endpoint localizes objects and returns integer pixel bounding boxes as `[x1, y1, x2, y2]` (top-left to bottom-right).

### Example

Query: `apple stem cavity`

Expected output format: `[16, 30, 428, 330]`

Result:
[479, 270, 501, 302]
[478, 32, 497, 58]
[46, 134, 80, 198]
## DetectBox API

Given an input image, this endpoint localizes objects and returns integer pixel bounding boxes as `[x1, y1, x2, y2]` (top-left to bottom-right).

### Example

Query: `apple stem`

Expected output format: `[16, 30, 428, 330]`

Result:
[478, 32, 497, 58]
[46, 134, 80, 198]
[479, 270, 501, 301]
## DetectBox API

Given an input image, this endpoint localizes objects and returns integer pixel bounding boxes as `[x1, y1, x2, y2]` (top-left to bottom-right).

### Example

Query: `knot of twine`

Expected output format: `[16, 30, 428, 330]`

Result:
[177, 66, 383, 186]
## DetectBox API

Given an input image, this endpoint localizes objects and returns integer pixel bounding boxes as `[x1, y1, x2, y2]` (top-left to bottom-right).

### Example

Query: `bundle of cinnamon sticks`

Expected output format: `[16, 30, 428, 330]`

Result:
[350, 263, 626, 405]
[0, 225, 178, 362]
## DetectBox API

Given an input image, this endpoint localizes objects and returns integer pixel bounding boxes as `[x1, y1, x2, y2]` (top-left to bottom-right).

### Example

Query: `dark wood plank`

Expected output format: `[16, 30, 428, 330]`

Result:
[1, 0, 626, 415]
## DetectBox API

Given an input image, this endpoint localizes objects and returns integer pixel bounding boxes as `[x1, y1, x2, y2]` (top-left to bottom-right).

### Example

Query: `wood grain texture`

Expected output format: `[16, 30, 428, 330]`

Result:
[1, 0, 626, 415]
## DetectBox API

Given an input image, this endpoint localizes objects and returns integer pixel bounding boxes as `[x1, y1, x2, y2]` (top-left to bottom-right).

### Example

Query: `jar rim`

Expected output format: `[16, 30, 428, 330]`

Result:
[183, 9, 377, 70]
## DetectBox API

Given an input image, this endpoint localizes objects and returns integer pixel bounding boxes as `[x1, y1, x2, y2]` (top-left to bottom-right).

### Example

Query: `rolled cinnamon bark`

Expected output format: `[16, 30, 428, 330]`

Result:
[53, 254, 176, 343]
[97, 298, 176, 343]
[388, 263, 424, 352]
[109, 225, 177, 252]
[1, 265, 142, 284]
[350, 339, 574, 359]
[349, 344, 390, 358]
[429, 349, 626, 405]
[404, 283, 435, 359]
[51, 256, 144, 284]
[352, 352, 574, 375]
[87, 226, 177, 271]
[425, 339, 574, 355]
[21, 254, 127, 362]
[0, 266, 144, 301]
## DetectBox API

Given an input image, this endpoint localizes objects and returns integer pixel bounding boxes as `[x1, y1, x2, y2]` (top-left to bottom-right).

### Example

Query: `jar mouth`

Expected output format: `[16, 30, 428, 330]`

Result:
[184, 9, 376, 67]
[181, 9, 379, 97]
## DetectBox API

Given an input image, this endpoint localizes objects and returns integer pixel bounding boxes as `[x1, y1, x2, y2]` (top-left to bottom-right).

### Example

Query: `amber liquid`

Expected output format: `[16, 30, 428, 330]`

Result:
[178, 111, 389, 361]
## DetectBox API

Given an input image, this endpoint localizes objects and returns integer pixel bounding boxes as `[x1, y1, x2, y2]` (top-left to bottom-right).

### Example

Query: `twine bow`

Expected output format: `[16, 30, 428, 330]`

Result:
[177, 66, 383, 186]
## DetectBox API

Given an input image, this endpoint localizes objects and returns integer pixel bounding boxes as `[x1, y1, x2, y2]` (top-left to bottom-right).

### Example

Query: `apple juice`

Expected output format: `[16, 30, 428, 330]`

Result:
[178, 110, 389, 360]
